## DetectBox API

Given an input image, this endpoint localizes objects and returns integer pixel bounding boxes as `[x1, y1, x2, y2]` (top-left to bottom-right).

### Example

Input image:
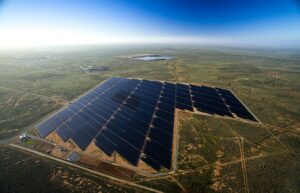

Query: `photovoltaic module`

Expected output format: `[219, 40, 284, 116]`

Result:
[37, 77, 257, 171]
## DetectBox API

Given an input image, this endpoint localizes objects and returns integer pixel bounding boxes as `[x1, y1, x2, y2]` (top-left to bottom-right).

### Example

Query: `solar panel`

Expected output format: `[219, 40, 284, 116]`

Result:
[142, 155, 161, 171]
[56, 124, 72, 142]
[216, 88, 257, 121]
[95, 134, 116, 156]
[36, 118, 56, 138]
[37, 77, 257, 172]
[143, 139, 172, 169]
[148, 126, 173, 148]
[152, 117, 174, 135]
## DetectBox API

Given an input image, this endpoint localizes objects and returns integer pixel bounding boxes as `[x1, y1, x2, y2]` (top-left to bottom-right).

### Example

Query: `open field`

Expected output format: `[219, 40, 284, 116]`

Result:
[0, 144, 147, 193]
[173, 113, 298, 192]
[0, 45, 299, 192]
[0, 89, 63, 139]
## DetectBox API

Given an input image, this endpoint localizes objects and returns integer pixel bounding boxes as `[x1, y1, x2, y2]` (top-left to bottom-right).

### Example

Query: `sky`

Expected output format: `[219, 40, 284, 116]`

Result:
[0, 0, 299, 48]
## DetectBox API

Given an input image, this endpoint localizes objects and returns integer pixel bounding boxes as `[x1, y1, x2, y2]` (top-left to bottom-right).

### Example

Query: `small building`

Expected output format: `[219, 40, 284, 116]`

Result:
[19, 134, 30, 141]
[66, 152, 80, 162]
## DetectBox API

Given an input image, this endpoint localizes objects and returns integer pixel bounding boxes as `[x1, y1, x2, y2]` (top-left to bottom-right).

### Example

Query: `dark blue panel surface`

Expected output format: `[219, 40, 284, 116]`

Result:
[191, 90, 221, 100]
[138, 84, 162, 94]
[176, 97, 192, 106]
[119, 108, 152, 126]
[50, 115, 63, 128]
[216, 88, 236, 98]
[155, 110, 174, 123]
[141, 156, 161, 171]
[176, 83, 189, 91]
[192, 95, 224, 106]
[190, 85, 219, 97]
[111, 115, 148, 137]
[83, 108, 107, 125]
[176, 92, 190, 100]
[68, 103, 82, 113]
[113, 113, 150, 135]
[107, 121, 145, 150]
[106, 129, 141, 165]
[176, 102, 193, 111]
[216, 88, 257, 121]
[136, 89, 160, 101]
[95, 134, 116, 156]
[157, 102, 174, 114]
[56, 108, 74, 121]
[159, 97, 175, 106]
[149, 127, 173, 149]
[37, 119, 56, 137]
[161, 91, 175, 100]
[229, 106, 257, 121]
[152, 117, 174, 135]
[134, 91, 158, 104]
[70, 125, 93, 150]
[143, 140, 172, 169]
[87, 103, 113, 120]
[56, 124, 72, 142]
[78, 110, 104, 131]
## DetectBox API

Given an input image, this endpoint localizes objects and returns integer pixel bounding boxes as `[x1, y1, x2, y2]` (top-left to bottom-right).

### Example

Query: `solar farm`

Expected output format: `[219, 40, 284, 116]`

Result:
[36, 77, 258, 172]
[1, 47, 299, 193]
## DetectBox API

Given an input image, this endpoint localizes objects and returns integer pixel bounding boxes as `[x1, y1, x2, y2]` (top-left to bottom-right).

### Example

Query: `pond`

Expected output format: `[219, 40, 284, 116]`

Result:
[132, 54, 176, 61]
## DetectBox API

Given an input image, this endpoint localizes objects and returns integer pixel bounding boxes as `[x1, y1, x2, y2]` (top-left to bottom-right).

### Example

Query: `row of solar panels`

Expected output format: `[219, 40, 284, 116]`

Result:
[37, 77, 257, 171]
[190, 85, 257, 121]
[37, 77, 174, 170]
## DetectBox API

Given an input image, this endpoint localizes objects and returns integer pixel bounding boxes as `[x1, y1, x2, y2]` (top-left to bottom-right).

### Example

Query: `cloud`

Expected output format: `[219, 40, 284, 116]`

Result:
[0, 23, 299, 49]
[0, 26, 231, 49]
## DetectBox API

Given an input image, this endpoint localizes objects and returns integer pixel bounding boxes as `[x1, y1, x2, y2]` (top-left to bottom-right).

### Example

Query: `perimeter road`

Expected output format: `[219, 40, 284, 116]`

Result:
[8, 143, 163, 193]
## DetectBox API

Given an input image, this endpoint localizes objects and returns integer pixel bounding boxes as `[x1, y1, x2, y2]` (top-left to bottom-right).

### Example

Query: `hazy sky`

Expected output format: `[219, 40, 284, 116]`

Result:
[0, 0, 299, 48]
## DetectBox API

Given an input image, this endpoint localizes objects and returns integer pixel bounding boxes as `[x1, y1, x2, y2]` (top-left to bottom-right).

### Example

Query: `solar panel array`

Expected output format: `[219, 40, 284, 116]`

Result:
[37, 77, 257, 171]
